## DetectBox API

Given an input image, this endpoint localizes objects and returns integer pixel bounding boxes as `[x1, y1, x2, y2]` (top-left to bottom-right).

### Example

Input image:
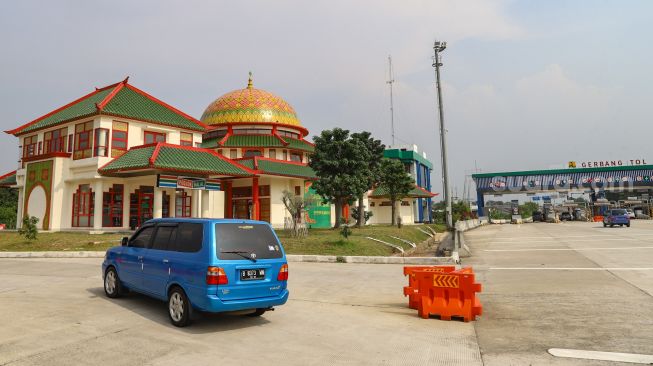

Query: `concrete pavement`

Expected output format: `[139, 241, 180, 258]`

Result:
[2, 221, 653, 365]
[0, 258, 481, 366]
[465, 221, 653, 365]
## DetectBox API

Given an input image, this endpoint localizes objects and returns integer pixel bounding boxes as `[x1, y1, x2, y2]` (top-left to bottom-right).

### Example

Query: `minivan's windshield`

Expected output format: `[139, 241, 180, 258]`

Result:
[215, 223, 283, 260]
[612, 209, 627, 215]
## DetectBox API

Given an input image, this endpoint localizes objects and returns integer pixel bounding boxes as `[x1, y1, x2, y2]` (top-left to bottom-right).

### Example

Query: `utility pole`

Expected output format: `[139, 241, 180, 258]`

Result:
[387, 55, 396, 147]
[432, 40, 453, 230]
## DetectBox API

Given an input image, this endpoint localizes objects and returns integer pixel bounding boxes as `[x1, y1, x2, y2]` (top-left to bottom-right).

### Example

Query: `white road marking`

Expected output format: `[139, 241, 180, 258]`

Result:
[488, 234, 653, 240]
[490, 267, 653, 271]
[548, 348, 653, 364]
[485, 246, 653, 252]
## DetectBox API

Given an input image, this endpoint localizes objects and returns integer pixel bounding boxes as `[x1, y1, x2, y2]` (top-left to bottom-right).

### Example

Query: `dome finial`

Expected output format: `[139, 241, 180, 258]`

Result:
[247, 71, 253, 89]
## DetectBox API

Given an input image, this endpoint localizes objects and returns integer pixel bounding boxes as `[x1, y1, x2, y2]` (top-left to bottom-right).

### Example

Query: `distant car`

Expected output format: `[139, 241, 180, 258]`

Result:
[603, 209, 630, 228]
[102, 218, 289, 327]
[532, 211, 544, 222]
[626, 209, 636, 219]
[560, 212, 572, 221]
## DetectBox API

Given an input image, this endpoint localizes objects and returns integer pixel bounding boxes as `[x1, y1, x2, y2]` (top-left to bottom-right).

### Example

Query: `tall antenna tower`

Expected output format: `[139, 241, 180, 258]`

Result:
[387, 55, 395, 147]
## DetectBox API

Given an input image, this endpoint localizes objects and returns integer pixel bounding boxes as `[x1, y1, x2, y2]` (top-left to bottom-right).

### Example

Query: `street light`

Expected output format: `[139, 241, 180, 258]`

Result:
[432, 40, 453, 230]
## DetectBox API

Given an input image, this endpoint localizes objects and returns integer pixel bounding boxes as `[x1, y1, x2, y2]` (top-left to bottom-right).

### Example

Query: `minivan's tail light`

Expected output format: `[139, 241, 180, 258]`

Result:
[207, 266, 228, 285]
[277, 264, 289, 281]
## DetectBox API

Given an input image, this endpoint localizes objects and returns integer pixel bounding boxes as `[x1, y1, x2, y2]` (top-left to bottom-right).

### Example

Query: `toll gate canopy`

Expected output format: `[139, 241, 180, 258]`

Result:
[472, 164, 653, 216]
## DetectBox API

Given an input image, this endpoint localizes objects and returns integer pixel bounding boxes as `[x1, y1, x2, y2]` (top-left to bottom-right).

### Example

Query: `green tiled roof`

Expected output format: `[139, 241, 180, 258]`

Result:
[370, 185, 435, 198]
[99, 144, 252, 177]
[98, 146, 156, 172]
[199, 138, 220, 149]
[12, 88, 114, 135]
[102, 86, 204, 131]
[9, 81, 205, 135]
[284, 137, 315, 152]
[0, 171, 17, 187]
[199, 135, 314, 152]
[238, 158, 316, 179]
[222, 135, 285, 148]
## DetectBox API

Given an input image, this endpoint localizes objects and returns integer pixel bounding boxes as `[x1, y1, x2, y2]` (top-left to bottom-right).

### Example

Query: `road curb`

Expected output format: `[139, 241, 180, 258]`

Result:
[0, 251, 106, 258]
[0, 251, 455, 264]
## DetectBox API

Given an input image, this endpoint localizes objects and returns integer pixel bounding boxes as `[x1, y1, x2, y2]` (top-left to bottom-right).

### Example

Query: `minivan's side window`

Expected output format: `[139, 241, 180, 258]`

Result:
[170, 223, 203, 253]
[152, 225, 177, 251]
[130, 226, 154, 248]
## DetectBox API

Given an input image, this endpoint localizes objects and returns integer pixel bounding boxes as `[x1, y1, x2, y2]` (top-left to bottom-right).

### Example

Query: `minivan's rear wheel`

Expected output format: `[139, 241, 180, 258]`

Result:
[104, 267, 123, 298]
[248, 308, 267, 317]
[168, 287, 191, 327]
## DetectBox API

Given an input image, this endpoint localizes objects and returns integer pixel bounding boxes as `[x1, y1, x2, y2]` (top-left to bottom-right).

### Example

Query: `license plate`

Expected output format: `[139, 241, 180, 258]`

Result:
[240, 269, 265, 281]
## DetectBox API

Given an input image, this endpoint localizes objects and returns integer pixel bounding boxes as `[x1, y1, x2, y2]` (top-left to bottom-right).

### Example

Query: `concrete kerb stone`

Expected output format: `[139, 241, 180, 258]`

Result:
[0, 251, 106, 258]
[0, 251, 456, 264]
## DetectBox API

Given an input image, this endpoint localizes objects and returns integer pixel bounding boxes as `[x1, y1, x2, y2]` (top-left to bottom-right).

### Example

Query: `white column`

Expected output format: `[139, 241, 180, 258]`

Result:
[202, 190, 210, 217]
[122, 183, 131, 229]
[93, 180, 103, 230]
[168, 189, 176, 217]
[195, 190, 203, 217]
[153, 187, 163, 219]
[16, 188, 24, 229]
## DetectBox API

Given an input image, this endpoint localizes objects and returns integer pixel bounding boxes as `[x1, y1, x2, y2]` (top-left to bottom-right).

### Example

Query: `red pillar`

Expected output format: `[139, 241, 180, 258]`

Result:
[343, 204, 350, 221]
[252, 177, 260, 220]
[224, 180, 232, 218]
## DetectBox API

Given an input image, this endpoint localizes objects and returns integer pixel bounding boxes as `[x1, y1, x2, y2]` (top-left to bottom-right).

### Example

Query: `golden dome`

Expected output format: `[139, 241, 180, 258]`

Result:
[200, 74, 301, 127]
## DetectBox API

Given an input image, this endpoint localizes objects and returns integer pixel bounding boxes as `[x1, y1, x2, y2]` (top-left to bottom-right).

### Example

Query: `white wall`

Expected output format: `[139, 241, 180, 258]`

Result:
[367, 199, 416, 225]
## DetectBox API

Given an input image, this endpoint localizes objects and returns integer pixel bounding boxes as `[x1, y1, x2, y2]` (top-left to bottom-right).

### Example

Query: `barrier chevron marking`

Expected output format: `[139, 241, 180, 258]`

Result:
[433, 274, 459, 288]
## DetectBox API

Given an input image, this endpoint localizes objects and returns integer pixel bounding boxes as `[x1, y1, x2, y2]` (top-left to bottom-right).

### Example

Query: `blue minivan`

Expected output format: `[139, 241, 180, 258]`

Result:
[102, 218, 289, 327]
[603, 209, 631, 228]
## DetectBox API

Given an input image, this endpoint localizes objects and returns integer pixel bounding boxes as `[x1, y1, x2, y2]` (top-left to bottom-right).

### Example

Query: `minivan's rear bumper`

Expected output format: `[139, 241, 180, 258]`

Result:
[193, 289, 289, 313]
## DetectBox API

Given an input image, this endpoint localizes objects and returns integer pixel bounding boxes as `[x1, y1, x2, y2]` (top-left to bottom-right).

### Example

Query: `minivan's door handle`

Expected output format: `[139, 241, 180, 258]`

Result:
[162, 259, 169, 263]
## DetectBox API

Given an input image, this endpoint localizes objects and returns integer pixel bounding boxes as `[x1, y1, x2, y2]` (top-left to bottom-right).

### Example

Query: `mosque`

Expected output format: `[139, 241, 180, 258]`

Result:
[1, 75, 434, 231]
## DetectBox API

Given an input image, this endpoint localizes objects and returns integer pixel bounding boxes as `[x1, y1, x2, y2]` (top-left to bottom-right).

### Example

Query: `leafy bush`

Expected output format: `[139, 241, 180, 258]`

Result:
[18, 216, 39, 241]
[350, 209, 373, 224]
[339, 218, 351, 239]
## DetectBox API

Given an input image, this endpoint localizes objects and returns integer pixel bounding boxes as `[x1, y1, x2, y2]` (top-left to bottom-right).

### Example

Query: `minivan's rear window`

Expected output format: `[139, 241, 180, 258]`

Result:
[612, 209, 627, 216]
[216, 223, 282, 260]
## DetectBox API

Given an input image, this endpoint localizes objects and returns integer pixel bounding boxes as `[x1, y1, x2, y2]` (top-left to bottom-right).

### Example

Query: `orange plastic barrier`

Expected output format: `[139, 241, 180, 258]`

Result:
[403, 266, 456, 309]
[403, 266, 482, 322]
[593, 216, 604, 222]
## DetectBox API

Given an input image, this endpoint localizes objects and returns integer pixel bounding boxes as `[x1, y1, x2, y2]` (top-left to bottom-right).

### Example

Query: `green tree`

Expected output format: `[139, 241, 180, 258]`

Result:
[519, 201, 540, 218]
[0, 187, 18, 229]
[309, 128, 372, 228]
[350, 131, 385, 228]
[432, 200, 472, 225]
[281, 189, 315, 237]
[377, 158, 414, 226]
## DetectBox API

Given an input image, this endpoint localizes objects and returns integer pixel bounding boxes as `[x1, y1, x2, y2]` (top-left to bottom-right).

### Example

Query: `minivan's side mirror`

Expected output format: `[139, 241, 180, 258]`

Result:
[121, 237, 129, 246]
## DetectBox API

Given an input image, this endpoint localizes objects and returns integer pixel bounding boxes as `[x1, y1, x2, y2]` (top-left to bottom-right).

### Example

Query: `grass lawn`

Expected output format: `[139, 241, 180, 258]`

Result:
[0, 232, 126, 252]
[0, 224, 445, 256]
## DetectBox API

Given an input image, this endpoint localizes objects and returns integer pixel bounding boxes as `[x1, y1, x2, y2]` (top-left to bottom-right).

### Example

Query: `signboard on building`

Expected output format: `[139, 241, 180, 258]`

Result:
[568, 159, 648, 168]
[304, 181, 331, 228]
[157, 174, 221, 191]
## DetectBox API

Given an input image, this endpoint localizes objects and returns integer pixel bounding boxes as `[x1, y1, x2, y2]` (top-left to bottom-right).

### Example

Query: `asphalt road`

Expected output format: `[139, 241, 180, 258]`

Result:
[1, 221, 652, 366]
[465, 220, 653, 365]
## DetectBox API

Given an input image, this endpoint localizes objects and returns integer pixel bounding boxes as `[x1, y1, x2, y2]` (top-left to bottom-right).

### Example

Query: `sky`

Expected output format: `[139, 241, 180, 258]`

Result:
[1, 0, 652, 200]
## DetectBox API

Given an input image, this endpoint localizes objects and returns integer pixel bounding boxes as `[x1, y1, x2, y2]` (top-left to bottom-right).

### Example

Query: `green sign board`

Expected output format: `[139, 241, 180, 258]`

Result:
[304, 181, 331, 228]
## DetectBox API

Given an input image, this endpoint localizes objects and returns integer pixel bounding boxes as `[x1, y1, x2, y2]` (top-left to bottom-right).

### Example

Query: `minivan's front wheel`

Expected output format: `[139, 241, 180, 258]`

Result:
[168, 287, 191, 327]
[104, 267, 123, 298]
